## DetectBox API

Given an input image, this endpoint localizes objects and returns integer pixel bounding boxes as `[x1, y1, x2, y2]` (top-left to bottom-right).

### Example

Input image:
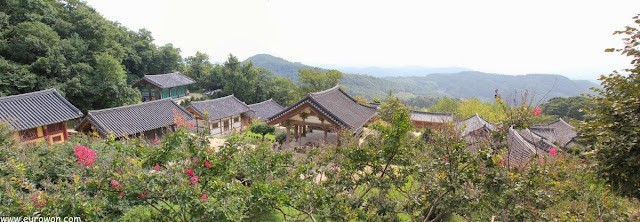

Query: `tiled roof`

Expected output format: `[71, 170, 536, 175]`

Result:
[530, 118, 577, 147]
[268, 85, 377, 131]
[248, 99, 284, 121]
[188, 95, 252, 120]
[78, 99, 193, 137]
[455, 113, 497, 137]
[132, 72, 196, 89]
[410, 111, 454, 123]
[0, 88, 82, 130]
[518, 128, 556, 152]
[507, 127, 549, 167]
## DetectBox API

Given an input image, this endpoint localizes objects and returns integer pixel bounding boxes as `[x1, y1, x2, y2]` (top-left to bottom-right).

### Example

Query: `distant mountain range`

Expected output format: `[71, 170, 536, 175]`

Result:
[243, 54, 598, 102]
[318, 64, 473, 77]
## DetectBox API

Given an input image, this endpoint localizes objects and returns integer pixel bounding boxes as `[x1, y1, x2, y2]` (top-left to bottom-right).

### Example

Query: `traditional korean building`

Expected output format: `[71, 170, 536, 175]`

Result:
[410, 111, 454, 130]
[455, 113, 497, 145]
[248, 99, 284, 122]
[76, 99, 193, 139]
[530, 118, 579, 148]
[131, 72, 196, 102]
[506, 127, 551, 168]
[0, 89, 83, 144]
[186, 95, 253, 135]
[267, 85, 377, 146]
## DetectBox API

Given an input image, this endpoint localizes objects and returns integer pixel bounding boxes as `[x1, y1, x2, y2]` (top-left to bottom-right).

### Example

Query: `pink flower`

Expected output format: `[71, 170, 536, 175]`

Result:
[31, 192, 46, 208]
[219, 156, 223, 160]
[139, 191, 148, 199]
[204, 160, 212, 168]
[153, 137, 158, 143]
[189, 123, 194, 128]
[581, 158, 586, 163]
[110, 180, 123, 190]
[177, 120, 184, 125]
[192, 157, 200, 164]
[441, 155, 448, 162]
[154, 163, 161, 171]
[190, 176, 199, 185]
[531, 107, 542, 117]
[117, 167, 123, 174]
[120, 192, 125, 197]
[73, 145, 97, 166]
[184, 168, 195, 177]
[549, 147, 558, 158]
[200, 193, 208, 202]
[498, 159, 504, 167]
[227, 155, 231, 160]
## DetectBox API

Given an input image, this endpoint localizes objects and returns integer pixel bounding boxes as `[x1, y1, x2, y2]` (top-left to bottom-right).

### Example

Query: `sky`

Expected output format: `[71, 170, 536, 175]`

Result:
[85, 0, 640, 80]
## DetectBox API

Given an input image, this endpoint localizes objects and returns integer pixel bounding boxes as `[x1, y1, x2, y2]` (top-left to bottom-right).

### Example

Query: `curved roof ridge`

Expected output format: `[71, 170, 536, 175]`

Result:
[309, 84, 341, 96]
[0, 88, 57, 102]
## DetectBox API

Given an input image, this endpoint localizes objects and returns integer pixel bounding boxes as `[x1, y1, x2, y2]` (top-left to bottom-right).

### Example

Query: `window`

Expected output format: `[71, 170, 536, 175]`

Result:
[19, 128, 38, 141]
[48, 123, 64, 133]
[52, 135, 63, 142]
[234, 117, 240, 122]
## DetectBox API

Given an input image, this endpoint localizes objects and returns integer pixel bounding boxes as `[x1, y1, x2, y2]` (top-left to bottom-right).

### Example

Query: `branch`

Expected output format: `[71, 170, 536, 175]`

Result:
[147, 200, 177, 222]
[424, 190, 450, 222]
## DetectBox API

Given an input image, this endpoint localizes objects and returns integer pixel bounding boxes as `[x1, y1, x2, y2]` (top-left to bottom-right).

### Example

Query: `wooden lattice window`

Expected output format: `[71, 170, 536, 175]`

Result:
[48, 123, 64, 134]
[19, 128, 38, 141]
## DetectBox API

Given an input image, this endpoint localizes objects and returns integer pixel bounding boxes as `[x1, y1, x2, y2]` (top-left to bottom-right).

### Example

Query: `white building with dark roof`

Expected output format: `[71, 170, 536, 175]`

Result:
[186, 95, 253, 135]
[0, 88, 83, 144]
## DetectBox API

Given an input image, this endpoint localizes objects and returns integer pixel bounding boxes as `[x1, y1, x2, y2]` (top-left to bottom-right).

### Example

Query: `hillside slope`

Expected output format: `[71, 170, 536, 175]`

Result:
[244, 54, 598, 101]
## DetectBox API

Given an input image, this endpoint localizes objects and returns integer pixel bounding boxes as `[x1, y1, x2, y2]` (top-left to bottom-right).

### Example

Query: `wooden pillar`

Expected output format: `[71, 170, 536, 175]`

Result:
[336, 128, 341, 147]
[286, 124, 291, 143]
[294, 124, 299, 141]
[43, 125, 50, 145]
[323, 127, 327, 143]
[63, 122, 68, 141]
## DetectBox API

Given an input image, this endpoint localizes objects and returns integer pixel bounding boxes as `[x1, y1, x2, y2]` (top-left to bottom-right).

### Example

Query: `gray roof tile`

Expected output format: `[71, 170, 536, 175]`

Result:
[456, 113, 497, 137]
[507, 127, 549, 167]
[268, 85, 377, 131]
[530, 118, 577, 147]
[248, 99, 284, 121]
[188, 95, 252, 120]
[0, 88, 82, 130]
[132, 72, 196, 89]
[410, 111, 454, 123]
[78, 99, 193, 137]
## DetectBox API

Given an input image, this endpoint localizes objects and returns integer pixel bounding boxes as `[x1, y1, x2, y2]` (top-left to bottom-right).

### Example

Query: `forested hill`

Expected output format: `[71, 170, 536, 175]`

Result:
[244, 54, 598, 101]
[0, 0, 182, 112]
[243, 54, 312, 82]
[387, 72, 599, 101]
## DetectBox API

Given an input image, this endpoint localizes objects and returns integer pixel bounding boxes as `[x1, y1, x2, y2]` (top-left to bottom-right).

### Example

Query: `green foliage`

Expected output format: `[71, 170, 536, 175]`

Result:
[250, 122, 276, 141]
[297, 67, 343, 96]
[429, 97, 459, 113]
[541, 96, 591, 120]
[183, 51, 215, 90]
[0, 0, 181, 111]
[581, 13, 640, 199]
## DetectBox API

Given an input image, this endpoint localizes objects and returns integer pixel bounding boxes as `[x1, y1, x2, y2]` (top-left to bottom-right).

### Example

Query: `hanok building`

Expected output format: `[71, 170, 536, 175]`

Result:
[267, 85, 377, 146]
[186, 95, 253, 135]
[132, 72, 196, 102]
[456, 113, 497, 145]
[506, 127, 551, 168]
[76, 99, 193, 139]
[530, 118, 579, 148]
[0, 89, 83, 144]
[248, 99, 284, 122]
[410, 111, 454, 130]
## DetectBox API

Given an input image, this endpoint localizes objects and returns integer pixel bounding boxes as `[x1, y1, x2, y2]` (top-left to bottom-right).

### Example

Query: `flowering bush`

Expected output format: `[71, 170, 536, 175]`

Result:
[73, 145, 97, 166]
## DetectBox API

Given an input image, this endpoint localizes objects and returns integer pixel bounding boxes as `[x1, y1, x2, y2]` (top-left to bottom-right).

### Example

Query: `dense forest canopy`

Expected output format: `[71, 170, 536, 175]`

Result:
[0, 0, 182, 112]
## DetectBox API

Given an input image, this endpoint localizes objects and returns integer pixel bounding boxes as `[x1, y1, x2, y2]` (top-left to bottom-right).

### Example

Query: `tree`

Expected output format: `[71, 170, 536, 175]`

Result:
[184, 51, 214, 90]
[428, 97, 459, 113]
[269, 77, 298, 106]
[297, 68, 343, 95]
[540, 96, 591, 120]
[250, 122, 275, 141]
[221, 54, 258, 103]
[580, 14, 640, 198]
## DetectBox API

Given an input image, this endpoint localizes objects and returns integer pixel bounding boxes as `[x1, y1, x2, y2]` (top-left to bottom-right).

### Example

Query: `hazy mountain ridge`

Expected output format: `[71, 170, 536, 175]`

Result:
[319, 65, 473, 77]
[244, 54, 598, 101]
